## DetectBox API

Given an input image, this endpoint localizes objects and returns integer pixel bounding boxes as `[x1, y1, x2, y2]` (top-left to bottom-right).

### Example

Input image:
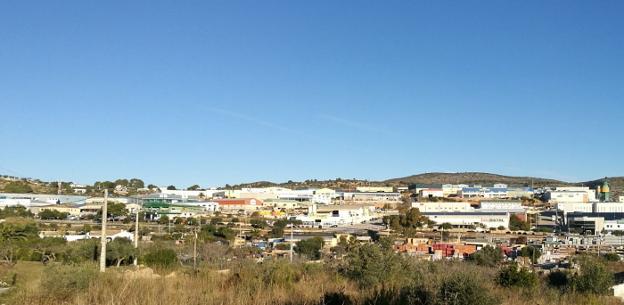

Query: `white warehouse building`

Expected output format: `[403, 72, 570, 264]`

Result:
[422, 211, 511, 229]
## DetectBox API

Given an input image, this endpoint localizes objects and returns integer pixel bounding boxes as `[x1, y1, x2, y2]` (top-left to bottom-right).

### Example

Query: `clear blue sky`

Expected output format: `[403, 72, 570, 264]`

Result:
[1, 1, 622, 187]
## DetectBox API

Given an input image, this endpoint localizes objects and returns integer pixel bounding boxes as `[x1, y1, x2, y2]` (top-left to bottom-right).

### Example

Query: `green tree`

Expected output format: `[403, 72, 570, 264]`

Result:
[295, 237, 324, 260]
[38, 209, 69, 220]
[509, 215, 530, 231]
[468, 245, 503, 267]
[250, 218, 268, 228]
[0, 205, 33, 219]
[129, 178, 145, 189]
[158, 215, 170, 225]
[114, 179, 129, 187]
[107, 237, 136, 267]
[166, 185, 177, 190]
[102, 202, 128, 220]
[570, 258, 614, 295]
[519, 246, 541, 264]
[0, 218, 39, 263]
[187, 184, 201, 190]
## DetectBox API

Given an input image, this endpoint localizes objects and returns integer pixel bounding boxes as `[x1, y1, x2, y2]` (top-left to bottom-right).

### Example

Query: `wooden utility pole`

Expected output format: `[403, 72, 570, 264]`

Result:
[99, 189, 108, 273]
[193, 226, 198, 272]
[134, 198, 139, 267]
[289, 221, 294, 263]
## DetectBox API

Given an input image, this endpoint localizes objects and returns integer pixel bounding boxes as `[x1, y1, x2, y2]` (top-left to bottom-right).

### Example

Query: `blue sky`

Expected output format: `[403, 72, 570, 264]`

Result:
[0, 1, 622, 187]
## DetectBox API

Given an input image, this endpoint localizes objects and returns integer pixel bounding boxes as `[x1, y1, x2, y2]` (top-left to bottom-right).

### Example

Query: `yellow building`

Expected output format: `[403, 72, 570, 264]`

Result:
[31, 204, 81, 216]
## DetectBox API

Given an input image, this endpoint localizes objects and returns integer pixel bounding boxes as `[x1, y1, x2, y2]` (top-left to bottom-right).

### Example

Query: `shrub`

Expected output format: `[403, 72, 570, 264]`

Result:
[40, 263, 98, 300]
[497, 264, 538, 288]
[142, 247, 178, 268]
[602, 252, 620, 262]
[547, 270, 569, 290]
[262, 260, 301, 287]
[295, 237, 324, 260]
[438, 273, 500, 305]
[570, 259, 614, 295]
[467, 246, 502, 267]
[340, 243, 415, 290]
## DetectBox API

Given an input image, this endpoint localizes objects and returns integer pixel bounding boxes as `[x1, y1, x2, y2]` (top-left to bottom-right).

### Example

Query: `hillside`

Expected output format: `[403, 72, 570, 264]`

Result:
[2, 173, 622, 198]
[384, 172, 570, 188]
[580, 177, 624, 199]
[0, 178, 57, 194]
[224, 178, 386, 191]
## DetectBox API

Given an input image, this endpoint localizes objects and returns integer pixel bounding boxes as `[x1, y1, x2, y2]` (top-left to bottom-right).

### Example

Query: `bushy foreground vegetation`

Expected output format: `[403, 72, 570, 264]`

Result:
[1, 241, 622, 305]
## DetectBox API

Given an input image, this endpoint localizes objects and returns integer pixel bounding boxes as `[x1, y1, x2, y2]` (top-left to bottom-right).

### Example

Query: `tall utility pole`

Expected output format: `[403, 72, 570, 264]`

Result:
[133, 197, 139, 267]
[193, 226, 198, 272]
[289, 220, 294, 263]
[99, 189, 108, 273]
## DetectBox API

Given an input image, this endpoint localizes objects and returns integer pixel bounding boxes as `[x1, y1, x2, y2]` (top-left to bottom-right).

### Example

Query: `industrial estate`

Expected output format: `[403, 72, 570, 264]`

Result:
[1, 173, 624, 305]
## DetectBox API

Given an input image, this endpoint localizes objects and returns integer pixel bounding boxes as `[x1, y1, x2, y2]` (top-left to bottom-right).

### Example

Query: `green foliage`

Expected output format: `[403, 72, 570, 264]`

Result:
[440, 222, 453, 230]
[158, 215, 170, 225]
[383, 208, 431, 233]
[250, 218, 268, 228]
[509, 215, 530, 231]
[269, 218, 298, 238]
[602, 252, 620, 262]
[106, 237, 136, 266]
[187, 184, 201, 190]
[275, 243, 291, 250]
[166, 185, 176, 190]
[340, 243, 406, 288]
[38, 209, 69, 220]
[295, 237, 324, 260]
[93, 181, 115, 191]
[129, 178, 145, 189]
[106, 202, 128, 219]
[438, 273, 500, 305]
[0, 205, 33, 219]
[570, 258, 614, 295]
[40, 263, 98, 301]
[467, 245, 502, 267]
[547, 270, 569, 290]
[262, 260, 302, 287]
[210, 216, 222, 225]
[142, 247, 178, 268]
[519, 246, 541, 264]
[62, 239, 100, 264]
[497, 263, 538, 288]
[3, 181, 34, 193]
[199, 224, 236, 242]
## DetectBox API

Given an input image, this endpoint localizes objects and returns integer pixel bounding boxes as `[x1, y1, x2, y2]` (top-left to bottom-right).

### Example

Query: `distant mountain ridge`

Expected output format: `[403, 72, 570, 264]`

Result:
[2, 172, 622, 197]
[383, 172, 570, 187]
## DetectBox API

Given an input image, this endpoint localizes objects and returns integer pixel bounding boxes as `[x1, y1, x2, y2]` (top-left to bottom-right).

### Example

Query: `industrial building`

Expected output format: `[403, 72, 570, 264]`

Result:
[422, 211, 510, 229]
[293, 204, 376, 228]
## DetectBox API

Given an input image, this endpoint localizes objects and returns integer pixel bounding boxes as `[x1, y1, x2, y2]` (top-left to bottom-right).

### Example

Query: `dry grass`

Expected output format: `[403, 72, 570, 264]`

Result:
[2, 260, 623, 305]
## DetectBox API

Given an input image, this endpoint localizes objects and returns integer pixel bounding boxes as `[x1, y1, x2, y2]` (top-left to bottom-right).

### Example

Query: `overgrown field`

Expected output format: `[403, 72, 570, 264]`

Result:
[1, 254, 622, 305]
